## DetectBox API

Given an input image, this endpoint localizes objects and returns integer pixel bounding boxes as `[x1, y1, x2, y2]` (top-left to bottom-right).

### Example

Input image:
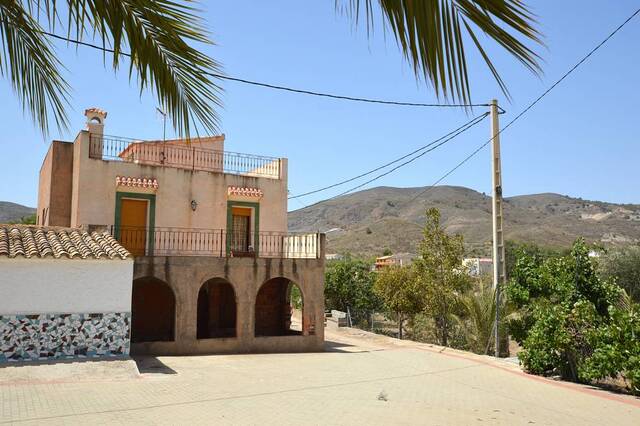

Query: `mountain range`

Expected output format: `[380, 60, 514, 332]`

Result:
[288, 186, 640, 257]
[3, 186, 639, 257]
[0, 202, 35, 223]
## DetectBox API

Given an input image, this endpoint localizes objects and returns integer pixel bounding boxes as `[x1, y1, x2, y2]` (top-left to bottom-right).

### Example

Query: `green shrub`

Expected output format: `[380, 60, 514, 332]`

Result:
[579, 305, 640, 394]
[507, 238, 639, 392]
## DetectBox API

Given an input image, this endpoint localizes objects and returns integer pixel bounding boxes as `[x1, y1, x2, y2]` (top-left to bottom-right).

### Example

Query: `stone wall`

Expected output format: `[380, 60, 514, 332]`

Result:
[0, 312, 130, 362]
[131, 256, 325, 355]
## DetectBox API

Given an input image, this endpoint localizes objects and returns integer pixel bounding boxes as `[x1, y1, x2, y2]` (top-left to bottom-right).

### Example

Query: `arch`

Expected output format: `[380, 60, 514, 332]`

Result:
[255, 277, 305, 337]
[131, 277, 175, 343]
[197, 278, 237, 339]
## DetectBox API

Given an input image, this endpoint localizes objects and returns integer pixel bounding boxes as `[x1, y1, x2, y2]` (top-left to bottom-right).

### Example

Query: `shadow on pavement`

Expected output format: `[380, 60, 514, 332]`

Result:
[133, 356, 178, 375]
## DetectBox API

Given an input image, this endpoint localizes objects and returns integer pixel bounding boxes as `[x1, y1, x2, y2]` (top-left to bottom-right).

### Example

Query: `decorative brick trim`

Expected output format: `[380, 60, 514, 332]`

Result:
[227, 186, 263, 198]
[116, 176, 158, 189]
[0, 312, 130, 362]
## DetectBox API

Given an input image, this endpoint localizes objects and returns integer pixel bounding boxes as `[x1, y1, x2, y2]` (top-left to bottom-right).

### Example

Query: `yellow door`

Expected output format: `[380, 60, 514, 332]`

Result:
[120, 198, 148, 256]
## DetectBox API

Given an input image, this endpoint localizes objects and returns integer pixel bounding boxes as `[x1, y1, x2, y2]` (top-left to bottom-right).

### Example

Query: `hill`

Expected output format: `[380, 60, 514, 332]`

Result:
[0, 201, 36, 223]
[288, 186, 640, 256]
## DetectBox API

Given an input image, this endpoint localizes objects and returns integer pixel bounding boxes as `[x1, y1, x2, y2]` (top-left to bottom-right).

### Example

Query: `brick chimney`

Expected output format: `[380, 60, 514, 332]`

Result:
[84, 107, 107, 135]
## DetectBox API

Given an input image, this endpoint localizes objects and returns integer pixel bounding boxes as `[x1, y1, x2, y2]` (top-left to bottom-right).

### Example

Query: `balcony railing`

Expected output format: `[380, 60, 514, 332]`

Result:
[89, 134, 281, 179]
[110, 226, 322, 259]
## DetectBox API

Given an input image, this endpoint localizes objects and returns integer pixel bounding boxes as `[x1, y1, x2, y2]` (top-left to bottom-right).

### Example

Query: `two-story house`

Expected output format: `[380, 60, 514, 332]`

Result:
[37, 108, 325, 355]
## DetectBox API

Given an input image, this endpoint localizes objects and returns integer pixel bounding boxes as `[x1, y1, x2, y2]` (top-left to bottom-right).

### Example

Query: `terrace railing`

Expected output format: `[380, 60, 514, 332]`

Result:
[110, 226, 322, 259]
[89, 134, 281, 179]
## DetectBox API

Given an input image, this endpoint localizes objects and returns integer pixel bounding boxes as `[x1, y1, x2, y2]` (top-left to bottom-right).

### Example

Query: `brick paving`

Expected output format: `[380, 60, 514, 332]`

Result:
[1, 326, 639, 425]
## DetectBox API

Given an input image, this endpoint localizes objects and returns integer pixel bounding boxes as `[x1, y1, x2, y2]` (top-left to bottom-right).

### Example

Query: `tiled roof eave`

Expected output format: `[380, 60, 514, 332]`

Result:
[0, 225, 131, 260]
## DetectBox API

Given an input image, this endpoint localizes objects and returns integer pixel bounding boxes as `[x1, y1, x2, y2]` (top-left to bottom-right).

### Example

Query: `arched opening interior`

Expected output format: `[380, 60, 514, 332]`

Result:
[197, 278, 237, 339]
[255, 277, 304, 337]
[131, 277, 175, 343]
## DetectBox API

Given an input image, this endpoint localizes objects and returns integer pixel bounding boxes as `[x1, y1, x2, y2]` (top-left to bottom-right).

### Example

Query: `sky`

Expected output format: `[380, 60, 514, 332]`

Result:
[1, 1, 639, 210]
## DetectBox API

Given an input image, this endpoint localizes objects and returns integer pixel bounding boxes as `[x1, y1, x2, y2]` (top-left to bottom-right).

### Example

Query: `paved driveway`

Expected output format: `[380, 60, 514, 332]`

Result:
[1, 326, 639, 425]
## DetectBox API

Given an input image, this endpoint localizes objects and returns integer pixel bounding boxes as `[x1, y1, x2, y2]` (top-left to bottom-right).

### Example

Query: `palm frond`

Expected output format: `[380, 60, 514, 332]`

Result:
[7, 1, 222, 137]
[0, 2, 70, 134]
[342, 0, 542, 103]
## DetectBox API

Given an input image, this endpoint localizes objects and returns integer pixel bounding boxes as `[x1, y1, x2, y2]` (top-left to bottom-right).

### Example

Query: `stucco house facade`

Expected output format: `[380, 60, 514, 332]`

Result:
[36, 108, 325, 356]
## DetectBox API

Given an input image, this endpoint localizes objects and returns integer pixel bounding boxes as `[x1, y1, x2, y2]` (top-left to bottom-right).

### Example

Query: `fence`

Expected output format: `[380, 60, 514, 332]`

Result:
[89, 134, 281, 179]
[111, 226, 321, 259]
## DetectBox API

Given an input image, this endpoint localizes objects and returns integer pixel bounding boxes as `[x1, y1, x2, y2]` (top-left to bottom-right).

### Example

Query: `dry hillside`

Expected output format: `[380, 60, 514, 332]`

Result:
[288, 186, 640, 256]
[0, 202, 35, 223]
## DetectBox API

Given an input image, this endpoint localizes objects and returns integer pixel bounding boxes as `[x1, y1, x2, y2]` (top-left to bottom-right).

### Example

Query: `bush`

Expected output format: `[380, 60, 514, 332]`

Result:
[598, 246, 640, 302]
[325, 258, 380, 317]
[507, 238, 640, 392]
[580, 305, 640, 394]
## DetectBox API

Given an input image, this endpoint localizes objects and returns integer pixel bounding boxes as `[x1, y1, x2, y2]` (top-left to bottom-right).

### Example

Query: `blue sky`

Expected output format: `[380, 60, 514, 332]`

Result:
[1, 1, 639, 209]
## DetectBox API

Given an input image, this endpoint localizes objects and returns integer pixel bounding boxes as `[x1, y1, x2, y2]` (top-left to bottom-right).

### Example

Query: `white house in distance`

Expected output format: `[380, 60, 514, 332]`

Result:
[0, 225, 133, 362]
[463, 257, 493, 277]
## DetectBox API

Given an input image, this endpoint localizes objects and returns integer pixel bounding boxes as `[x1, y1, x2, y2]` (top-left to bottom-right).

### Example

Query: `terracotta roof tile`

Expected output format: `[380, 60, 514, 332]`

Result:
[0, 225, 131, 260]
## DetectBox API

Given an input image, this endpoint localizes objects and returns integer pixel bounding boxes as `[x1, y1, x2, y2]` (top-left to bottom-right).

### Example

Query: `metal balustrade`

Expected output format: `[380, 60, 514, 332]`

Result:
[110, 226, 321, 259]
[89, 134, 281, 179]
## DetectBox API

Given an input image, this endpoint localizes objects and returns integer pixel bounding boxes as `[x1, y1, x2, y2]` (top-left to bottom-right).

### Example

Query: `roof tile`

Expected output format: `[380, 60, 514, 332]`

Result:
[0, 225, 131, 260]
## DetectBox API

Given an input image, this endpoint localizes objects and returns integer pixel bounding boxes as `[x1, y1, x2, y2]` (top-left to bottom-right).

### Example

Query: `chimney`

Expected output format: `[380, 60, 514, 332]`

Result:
[84, 107, 107, 135]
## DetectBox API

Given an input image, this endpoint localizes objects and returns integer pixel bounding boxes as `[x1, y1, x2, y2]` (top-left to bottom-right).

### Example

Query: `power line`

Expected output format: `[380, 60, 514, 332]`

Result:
[212, 74, 491, 109]
[42, 30, 496, 110]
[288, 113, 488, 199]
[331, 113, 489, 199]
[404, 6, 640, 206]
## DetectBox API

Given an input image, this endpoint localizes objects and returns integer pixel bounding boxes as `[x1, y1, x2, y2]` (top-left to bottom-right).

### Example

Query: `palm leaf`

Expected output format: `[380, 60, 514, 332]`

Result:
[0, 2, 70, 134]
[3, 1, 222, 137]
[342, 0, 542, 103]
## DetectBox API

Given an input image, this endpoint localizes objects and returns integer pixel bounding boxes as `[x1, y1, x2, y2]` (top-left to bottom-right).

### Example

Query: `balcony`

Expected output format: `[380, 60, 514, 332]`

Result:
[89, 134, 281, 179]
[110, 226, 323, 259]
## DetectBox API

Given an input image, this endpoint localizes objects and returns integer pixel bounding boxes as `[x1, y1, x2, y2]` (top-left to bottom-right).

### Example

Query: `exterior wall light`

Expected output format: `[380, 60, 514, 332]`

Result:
[190, 200, 198, 211]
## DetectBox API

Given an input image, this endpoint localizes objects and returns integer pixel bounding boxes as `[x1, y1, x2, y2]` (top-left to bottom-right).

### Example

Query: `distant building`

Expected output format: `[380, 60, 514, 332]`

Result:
[325, 253, 344, 261]
[463, 257, 493, 277]
[374, 253, 415, 270]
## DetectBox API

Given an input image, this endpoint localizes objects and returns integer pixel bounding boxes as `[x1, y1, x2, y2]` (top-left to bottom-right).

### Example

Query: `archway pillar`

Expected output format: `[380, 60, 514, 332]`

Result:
[224, 265, 258, 342]
[174, 270, 198, 342]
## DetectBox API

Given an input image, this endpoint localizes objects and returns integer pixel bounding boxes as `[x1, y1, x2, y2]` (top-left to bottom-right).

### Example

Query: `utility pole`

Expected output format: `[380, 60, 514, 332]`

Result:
[490, 99, 506, 358]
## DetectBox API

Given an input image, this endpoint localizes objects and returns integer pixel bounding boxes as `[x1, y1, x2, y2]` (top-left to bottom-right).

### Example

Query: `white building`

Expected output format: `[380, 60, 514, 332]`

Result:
[0, 225, 133, 362]
[463, 257, 493, 277]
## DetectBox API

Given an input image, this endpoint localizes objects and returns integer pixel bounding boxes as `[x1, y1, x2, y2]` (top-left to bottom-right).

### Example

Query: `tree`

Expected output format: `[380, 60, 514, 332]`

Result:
[414, 208, 469, 347]
[374, 265, 421, 339]
[9, 213, 36, 225]
[0, 0, 221, 136]
[580, 301, 640, 394]
[1, 1, 541, 135]
[598, 246, 640, 302]
[325, 258, 380, 323]
[506, 239, 624, 382]
[504, 240, 565, 280]
[455, 278, 500, 355]
[341, 1, 541, 104]
[382, 248, 393, 256]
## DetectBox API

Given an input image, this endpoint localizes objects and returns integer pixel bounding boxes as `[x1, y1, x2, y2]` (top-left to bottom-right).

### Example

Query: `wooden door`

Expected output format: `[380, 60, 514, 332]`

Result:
[120, 198, 148, 256]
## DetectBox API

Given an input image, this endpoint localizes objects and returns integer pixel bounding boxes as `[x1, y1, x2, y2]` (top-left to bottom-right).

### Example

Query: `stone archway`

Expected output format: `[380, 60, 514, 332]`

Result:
[254, 277, 305, 337]
[197, 278, 237, 339]
[131, 277, 175, 343]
